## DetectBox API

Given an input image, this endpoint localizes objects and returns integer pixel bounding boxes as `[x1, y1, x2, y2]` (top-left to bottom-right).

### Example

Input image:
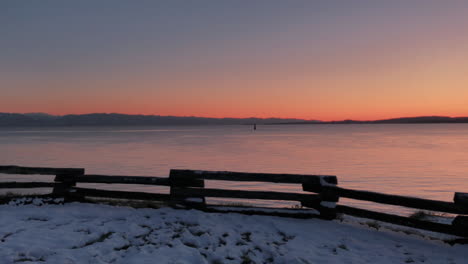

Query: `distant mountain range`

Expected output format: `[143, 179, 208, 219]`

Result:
[0, 113, 308, 126]
[0, 113, 467, 126]
[281, 116, 468, 125]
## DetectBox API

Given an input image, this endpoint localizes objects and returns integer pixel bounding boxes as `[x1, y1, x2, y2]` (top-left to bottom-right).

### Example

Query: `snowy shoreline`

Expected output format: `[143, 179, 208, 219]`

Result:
[1, 201, 466, 264]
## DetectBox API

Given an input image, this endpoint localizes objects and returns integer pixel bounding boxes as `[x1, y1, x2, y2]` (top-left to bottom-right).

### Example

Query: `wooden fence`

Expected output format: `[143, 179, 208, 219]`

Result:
[1, 165, 467, 237]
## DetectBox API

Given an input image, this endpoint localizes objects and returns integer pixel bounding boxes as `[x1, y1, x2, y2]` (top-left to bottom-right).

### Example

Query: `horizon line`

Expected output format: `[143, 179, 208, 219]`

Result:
[2, 112, 468, 123]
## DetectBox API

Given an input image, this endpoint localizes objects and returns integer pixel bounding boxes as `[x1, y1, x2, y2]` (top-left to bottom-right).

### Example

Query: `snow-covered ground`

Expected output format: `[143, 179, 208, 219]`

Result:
[0, 200, 466, 264]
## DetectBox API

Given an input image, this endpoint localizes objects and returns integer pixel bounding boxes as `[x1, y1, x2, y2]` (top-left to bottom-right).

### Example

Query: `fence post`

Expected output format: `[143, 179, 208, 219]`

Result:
[302, 176, 339, 220]
[453, 192, 468, 236]
[169, 170, 206, 208]
[53, 170, 84, 201]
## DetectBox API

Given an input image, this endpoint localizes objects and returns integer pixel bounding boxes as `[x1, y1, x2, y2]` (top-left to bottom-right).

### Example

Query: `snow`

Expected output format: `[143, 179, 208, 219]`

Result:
[320, 201, 337, 208]
[185, 198, 204, 203]
[0, 201, 466, 264]
[320, 176, 337, 187]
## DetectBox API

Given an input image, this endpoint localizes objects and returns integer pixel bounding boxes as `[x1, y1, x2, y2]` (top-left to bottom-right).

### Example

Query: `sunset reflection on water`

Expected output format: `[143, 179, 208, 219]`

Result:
[1, 124, 467, 213]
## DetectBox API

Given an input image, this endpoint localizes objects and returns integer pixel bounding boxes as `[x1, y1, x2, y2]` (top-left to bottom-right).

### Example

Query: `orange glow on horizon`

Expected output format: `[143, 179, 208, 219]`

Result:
[4, 28, 468, 122]
[2, 2, 468, 120]
[9, 108, 468, 122]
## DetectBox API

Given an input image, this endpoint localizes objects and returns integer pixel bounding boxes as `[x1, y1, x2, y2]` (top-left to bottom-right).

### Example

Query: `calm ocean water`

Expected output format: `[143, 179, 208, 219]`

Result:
[1, 124, 468, 213]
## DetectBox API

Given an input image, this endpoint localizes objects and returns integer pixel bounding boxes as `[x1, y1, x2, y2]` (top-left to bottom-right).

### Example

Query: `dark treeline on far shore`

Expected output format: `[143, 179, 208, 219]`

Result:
[277, 116, 468, 125]
[0, 113, 467, 127]
[0, 113, 305, 126]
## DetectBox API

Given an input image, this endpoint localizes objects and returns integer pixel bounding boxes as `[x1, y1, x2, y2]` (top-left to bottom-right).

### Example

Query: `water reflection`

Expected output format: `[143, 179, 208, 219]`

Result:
[1, 124, 468, 213]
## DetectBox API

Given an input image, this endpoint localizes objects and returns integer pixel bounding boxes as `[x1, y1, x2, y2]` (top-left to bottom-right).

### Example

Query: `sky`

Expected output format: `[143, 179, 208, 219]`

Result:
[1, 1, 468, 121]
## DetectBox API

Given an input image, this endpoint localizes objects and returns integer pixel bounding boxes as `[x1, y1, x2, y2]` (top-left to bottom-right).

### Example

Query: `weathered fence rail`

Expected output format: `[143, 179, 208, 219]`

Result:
[167, 169, 338, 219]
[71, 187, 172, 201]
[0, 165, 337, 219]
[0, 182, 56, 188]
[1, 165, 467, 237]
[0, 165, 84, 175]
[0, 165, 84, 197]
[318, 186, 468, 214]
[336, 205, 460, 236]
[57, 174, 171, 186]
[334, 189, 468, 237]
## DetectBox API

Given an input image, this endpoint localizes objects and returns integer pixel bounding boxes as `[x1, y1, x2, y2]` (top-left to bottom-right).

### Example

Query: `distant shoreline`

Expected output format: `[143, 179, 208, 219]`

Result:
[1, 113, 467, 127]
[272, 116, 468, 125]
[272, 119, 468, 125]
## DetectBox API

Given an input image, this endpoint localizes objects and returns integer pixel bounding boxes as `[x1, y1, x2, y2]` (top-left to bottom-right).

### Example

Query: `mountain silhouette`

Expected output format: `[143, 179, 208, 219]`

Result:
[0, 113, 308, 126]
[1, 113, 467, 127]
